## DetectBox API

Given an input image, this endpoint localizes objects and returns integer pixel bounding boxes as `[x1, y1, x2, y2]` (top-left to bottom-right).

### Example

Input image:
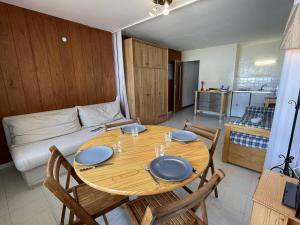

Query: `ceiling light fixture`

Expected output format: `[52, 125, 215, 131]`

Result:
[149, 0, 173, 17]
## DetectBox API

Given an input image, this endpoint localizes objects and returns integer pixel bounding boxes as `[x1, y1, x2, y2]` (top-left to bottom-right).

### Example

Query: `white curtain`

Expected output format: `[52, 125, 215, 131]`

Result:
[265, 49, 300, 173]
[113, 31, 130, 118]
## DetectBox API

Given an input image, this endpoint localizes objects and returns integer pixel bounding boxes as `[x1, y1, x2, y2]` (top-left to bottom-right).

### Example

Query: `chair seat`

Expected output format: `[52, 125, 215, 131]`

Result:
[126, 192, 202, 225]
[73, 183, 129, 218]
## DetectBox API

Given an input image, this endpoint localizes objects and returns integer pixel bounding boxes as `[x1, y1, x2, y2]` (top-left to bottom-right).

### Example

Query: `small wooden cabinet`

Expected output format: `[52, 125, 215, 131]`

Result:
[194, 90, 230, 120]
[123, 38, 168, 124]
[250, 170, 300, 225]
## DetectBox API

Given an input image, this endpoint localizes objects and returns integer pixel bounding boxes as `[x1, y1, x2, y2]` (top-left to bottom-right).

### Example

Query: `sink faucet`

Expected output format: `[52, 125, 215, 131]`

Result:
[259, 83, 268, 91]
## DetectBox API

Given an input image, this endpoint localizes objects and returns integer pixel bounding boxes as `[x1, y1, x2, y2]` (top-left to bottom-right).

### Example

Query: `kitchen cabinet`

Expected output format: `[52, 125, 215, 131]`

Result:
[250, 93, 272, 106]
[230, 92, 251, 117]
[230, 91, 275, 117]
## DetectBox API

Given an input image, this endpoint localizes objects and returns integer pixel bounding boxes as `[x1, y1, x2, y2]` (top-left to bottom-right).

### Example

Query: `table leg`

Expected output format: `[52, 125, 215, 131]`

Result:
[194, 91, 198, 115]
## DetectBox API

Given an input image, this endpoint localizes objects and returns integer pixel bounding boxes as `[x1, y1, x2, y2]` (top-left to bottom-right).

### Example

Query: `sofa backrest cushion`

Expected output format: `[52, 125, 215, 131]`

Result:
[2, 108, 81, 146]
[77, 100, 124, 128]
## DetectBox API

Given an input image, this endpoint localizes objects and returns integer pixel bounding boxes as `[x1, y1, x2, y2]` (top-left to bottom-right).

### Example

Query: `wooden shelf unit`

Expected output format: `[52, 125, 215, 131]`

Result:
[194, 90, 230, 120]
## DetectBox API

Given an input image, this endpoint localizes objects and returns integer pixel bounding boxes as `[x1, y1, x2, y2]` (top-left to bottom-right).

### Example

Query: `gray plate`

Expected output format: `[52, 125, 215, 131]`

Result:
[121, 124, 146, 134]
[171, 130, 198, 142]
[150, 156, 193, 181]
[75, 146, 113, 165]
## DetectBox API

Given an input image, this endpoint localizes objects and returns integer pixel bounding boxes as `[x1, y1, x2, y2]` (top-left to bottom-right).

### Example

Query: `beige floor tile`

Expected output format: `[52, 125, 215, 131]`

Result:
[10, 208, 57, 225]
[0, 214, 12, 225]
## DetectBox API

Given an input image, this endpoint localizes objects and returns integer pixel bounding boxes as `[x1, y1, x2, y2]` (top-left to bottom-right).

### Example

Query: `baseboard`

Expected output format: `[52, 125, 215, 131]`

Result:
[0, 161, 14, 170]
[182, 104, 194, 109]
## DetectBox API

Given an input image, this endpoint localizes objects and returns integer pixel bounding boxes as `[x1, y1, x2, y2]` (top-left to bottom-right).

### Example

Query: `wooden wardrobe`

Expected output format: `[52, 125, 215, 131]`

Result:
[123, 38, 168, 124]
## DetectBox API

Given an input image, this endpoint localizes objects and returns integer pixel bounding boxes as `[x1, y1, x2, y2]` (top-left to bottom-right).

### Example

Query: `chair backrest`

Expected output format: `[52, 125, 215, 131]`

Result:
[142, 169, 225, 225]
[183, 120, 221, 157]
[44, 146, 98, 225]
[104, 118, 141, 131]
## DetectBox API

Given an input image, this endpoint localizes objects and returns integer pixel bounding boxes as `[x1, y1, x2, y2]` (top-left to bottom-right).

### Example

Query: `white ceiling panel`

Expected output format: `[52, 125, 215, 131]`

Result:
[124, 0, 293, 50]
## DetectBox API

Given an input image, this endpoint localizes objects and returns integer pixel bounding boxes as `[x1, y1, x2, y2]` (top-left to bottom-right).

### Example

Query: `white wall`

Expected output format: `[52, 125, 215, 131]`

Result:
[182, 44, 238, 90]
[182, 61, 199, 107]
[235, 39, 284, 90]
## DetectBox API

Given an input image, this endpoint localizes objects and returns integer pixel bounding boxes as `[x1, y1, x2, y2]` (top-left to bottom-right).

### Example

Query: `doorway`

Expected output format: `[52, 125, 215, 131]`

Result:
[168, 60, 199, 112]
[182, 61, 199, 108]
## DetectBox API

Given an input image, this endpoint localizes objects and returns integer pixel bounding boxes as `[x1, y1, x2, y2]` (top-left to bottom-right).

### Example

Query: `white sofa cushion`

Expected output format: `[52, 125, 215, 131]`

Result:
[9, 118, 132, 172]
[77, 100, 124, 127]
[3, 108, 81, 146]
[10, 126, 100, 172]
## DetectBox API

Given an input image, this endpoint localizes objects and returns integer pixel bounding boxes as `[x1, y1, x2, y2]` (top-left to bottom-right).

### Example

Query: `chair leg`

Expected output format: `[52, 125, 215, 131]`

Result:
[103, 214, 109, 225]
[200, 200, 208, 225]
[198, 167, 208, 190]
[210, 162, 218, 198]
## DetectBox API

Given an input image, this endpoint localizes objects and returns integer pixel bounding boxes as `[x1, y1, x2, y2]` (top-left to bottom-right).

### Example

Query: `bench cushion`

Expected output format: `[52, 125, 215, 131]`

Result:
[10, 126, 99, 172]
[9, 118, 132, 172]
[230, 131, 269, 149]
[232, 106, 274, 130]
[77, 100, 124, 127]
[3, 108, 81, 146]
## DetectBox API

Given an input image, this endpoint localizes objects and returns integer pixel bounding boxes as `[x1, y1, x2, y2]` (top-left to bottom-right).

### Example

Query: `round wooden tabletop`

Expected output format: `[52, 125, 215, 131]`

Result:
[74, 125, 209, 196]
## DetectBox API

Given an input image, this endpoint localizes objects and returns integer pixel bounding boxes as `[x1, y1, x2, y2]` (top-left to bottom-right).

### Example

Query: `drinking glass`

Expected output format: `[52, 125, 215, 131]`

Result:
[155, 145, 165, 157]
[164, 132, 172, 146]
[131, 127, 139, 137]
[113, 141, 122, 154]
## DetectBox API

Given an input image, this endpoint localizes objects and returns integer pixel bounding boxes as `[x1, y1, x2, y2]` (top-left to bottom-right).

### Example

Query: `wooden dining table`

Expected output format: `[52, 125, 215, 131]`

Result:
[74, 125, 209, 196]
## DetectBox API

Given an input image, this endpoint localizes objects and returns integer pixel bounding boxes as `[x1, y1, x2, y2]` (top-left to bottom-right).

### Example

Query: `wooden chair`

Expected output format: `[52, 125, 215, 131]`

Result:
[126, 169, 225, 225]
[104, 118, 141, 131]
[182, 120, 221, 198]
[44, 146, 129, 225]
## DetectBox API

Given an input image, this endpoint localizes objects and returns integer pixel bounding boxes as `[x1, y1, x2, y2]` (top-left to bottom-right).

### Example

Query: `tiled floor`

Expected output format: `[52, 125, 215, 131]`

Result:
[0, 107, 259, 225]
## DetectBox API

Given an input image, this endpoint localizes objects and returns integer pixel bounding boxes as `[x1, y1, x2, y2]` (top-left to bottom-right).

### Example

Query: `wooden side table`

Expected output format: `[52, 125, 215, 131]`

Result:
[194, 90, 230, 120]
[250, 170, 300, 225]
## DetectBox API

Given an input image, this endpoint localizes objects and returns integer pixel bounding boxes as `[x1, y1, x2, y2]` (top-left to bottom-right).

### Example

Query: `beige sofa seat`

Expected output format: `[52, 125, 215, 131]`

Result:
[9, 126, 100, 173]
[2, 100, 130, 187]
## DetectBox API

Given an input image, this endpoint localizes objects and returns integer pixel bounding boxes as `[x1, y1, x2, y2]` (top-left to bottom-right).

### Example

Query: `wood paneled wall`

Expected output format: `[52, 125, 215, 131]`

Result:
[0, 2, 116, 164]
[168, 49, 181, 64]
[168, 49, 181, 112]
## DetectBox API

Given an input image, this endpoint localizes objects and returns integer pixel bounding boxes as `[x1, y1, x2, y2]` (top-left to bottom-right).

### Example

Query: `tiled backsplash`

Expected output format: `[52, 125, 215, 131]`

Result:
[234, 40, 283, 91]
[235, 76, 280, 91]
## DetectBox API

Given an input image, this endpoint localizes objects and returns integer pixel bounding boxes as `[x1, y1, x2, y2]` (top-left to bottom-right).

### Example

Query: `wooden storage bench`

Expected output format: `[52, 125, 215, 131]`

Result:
[222, 123, 270, 172]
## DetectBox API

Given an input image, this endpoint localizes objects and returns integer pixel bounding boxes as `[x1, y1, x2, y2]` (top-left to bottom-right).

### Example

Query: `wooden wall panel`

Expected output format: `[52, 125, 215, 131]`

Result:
[43, 16, 67, 109]
[7, 5, 42, 113]
[26, 10, 57, 111]
[0, 2, 116, 164]
[167, 49, 181, 112]
[81, 27, 98, 104]
[0, 4, 28, 114]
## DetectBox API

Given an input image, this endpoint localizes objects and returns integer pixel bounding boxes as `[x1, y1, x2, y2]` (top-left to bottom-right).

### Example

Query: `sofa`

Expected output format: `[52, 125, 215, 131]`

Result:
[2, 99, 131, 186]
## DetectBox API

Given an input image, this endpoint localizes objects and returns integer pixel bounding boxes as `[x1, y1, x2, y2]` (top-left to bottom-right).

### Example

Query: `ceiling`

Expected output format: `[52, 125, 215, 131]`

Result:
[3, 0, 293, 50]
[2, 0, 191, 32]
[124, 0, 294, 50]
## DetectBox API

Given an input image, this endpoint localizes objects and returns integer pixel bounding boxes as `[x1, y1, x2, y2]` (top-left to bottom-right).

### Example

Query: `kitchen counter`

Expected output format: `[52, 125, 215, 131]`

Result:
[232, 90, 275, 94]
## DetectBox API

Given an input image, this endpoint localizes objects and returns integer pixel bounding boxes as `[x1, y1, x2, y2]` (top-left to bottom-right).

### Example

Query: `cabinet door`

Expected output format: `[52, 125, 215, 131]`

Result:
[152, 46, 163, 68]
[250, 203, 288, 225]
[133, 40, 143, 67]
[155, 69, 168, 123]
[230, 92, 251, 117]
[134, 68, 156, 124]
